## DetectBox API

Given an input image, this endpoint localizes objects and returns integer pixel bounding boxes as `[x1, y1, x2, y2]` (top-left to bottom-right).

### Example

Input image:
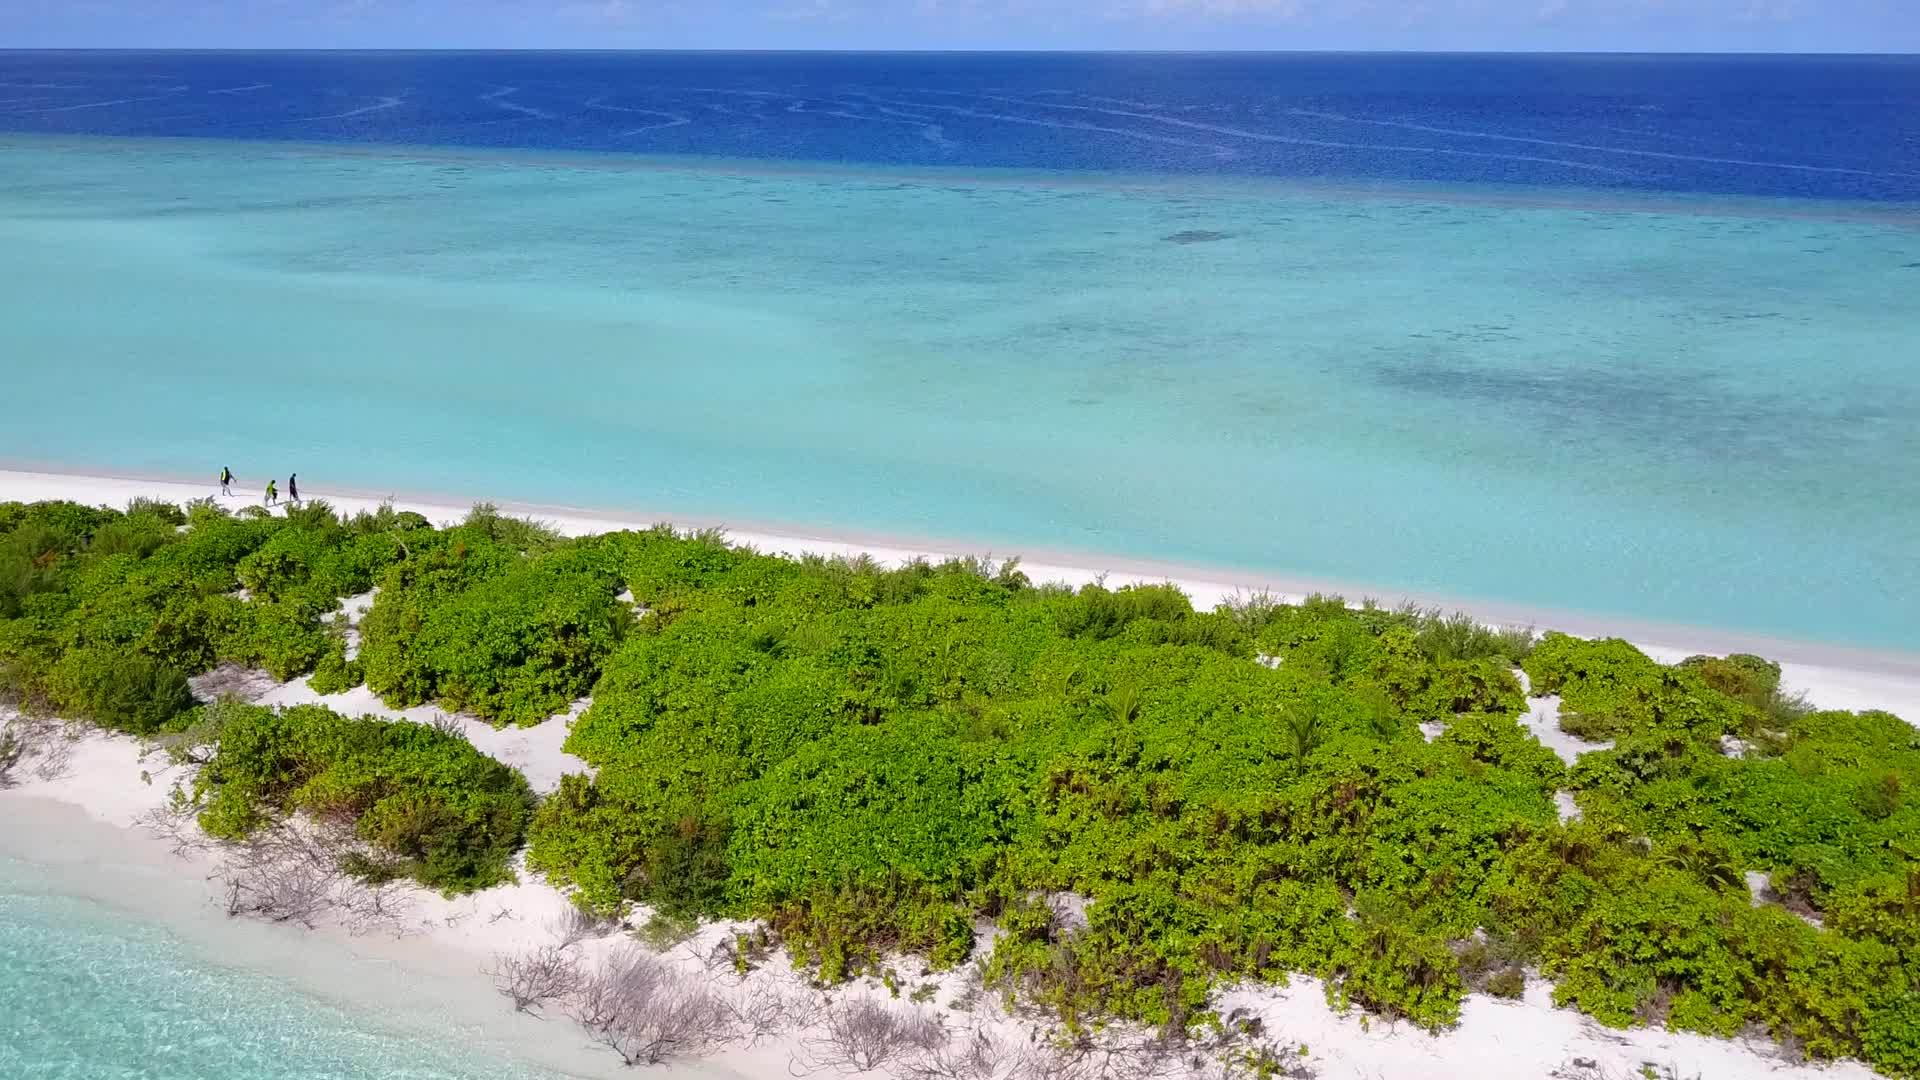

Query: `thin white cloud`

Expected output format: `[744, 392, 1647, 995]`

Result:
[1134, 0, 1308, 16]
[765, 0, 851, 21]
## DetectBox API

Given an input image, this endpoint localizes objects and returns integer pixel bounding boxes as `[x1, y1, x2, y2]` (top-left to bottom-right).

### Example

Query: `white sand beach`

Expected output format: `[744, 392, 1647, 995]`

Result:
[2, 464, 1915, 1080]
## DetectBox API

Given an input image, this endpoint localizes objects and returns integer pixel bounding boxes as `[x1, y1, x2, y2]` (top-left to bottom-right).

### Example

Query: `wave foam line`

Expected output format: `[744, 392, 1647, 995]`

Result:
[817, 102, 956, 148]
[584, 96, 691, 134]
[1290, 108, 1920, 179]
[856, 94, 1223, 153]
[4, 87, 189, 115]
[901, 90, 1631, 177]
[294, 96, 403, 122]
[478, 87, 555, 121]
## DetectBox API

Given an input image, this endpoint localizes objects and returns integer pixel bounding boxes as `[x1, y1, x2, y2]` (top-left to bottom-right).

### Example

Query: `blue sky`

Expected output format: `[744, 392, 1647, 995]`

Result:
[4, 0, 1915, 52]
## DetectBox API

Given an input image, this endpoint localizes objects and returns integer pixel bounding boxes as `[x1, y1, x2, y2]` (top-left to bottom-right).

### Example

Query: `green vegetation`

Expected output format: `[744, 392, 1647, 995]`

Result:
[185, 700, 533, 893]
[357, 510, 634, 726]
[5, 497, 1920, 1073]
[0, 497, 630, 730]
[0, 497, 423, 730]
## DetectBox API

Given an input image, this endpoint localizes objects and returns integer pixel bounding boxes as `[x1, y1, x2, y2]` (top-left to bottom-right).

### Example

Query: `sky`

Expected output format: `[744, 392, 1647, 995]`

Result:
[2, 0, 1916, 52]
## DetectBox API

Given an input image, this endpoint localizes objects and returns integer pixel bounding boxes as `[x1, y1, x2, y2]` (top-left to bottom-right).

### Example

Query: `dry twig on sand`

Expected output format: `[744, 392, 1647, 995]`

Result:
[551, 905, 620, 949]
[489, 944, 586, 1015]
[796, 998, 947, 1074]
[0, 724, 24, 789]
[0, 711, 77, 785]
[569, 949, 732, 1066]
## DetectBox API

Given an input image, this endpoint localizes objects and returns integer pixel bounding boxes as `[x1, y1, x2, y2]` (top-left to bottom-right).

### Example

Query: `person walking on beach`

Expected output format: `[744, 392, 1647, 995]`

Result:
[265, 479, 278, 506]
[288, 473, 300, 506]
[220, 466, 235, 496]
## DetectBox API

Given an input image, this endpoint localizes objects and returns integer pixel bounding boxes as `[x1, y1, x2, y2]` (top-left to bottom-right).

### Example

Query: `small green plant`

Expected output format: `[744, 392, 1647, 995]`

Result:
[1486, 968, 1525, 999]
[636, 910, 698, 951]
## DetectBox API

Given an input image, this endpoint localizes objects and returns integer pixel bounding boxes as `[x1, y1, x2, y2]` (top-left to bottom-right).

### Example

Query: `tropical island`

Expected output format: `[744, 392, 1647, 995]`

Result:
[3, 477, 1918, 1080]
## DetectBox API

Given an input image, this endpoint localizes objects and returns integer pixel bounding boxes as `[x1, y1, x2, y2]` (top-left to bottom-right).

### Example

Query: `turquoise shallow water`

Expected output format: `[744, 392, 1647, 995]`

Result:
[0, 860, 562, 1080]
[3, 136, 1918, 648]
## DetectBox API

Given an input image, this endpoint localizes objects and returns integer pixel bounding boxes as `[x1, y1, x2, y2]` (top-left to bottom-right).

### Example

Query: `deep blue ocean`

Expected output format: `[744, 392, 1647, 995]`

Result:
[3, 51, 1918, 200]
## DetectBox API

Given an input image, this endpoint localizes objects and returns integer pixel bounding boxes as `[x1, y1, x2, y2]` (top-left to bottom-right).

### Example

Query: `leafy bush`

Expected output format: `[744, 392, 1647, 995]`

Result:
[306, 628, 363, 694]
[1525, 634, 1747, 742]
[47, 647, 196, 734]
[359, 531, 632, 725]
[0, 497, 421, 710]
[190, 702, 533, 893]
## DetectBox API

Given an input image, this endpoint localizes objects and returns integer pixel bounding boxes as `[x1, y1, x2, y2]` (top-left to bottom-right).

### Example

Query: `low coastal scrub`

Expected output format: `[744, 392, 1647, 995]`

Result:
[180, 700, 534, 893]
[0, 497, 633, 729]
[5, 498, 1920, 1074]
[526, 530, 1920, 1074]
[357, 513, 635, 725]
[0, 497, 421, 728]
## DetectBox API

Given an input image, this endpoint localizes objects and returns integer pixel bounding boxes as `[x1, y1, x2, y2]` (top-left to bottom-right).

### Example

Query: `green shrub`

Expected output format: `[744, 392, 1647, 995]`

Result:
[306, 628, 363, 694]
[1527, 634, 1751, 742]
[125, 497, 187, 526]
[1411, 609, 1535, 665]
[191, 702, 532, 893]
[360, 538, 631, 725]
[47, 647, 196, 734]
[1485, 966, 1526, 999]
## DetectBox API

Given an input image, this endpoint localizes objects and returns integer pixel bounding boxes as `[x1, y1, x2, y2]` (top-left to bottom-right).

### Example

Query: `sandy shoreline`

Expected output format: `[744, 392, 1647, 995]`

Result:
[5, 465, 1917, 719]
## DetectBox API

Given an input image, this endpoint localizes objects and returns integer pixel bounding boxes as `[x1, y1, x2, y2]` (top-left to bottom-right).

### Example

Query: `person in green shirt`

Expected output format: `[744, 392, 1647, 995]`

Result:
[220, 466, 235, 496]
[265, 479, 278, 506]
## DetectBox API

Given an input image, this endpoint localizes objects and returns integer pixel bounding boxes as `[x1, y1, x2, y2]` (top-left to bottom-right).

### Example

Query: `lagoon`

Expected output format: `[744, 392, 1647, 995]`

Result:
[3, 133, 1918, 647]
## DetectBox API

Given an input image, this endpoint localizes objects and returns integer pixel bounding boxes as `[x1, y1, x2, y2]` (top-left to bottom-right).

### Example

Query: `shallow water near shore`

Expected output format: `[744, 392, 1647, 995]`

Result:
[0, 884, 542, 1080]
[0, 799, 694, 1080]
[4, 131, 1918, 648]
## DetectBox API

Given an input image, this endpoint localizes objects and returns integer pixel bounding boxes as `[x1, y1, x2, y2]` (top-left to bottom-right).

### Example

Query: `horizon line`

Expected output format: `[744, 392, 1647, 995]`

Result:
[4, 47, 1918, 57]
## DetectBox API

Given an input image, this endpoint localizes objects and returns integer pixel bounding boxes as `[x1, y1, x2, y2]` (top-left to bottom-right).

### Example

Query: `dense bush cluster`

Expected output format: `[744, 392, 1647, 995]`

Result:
[0, 498, 632, 730]
[518, 530, 1920, 1072]
[0, 498, 419, 731]
[187, 700, 534, 892]
[356, 509, 634, 726]
[7, 498, 1920, 1073]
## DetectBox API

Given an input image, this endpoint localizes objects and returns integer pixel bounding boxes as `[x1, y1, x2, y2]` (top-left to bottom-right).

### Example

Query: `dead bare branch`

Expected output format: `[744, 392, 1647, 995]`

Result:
[0, 726, 24, 789]
[0, 711, 76, 785]
[186, 663, 279, 704]
[706, 925, 778, 979]
[340, 878, 415, 936]
[798, 998, 946, 1075]
[570, 948, 732, 1066]
[223, 851, 338, 928]
[490, 944, 586, 1015]
[551, 905, 620, 949]
[719, 983, 821, 1047]
[138, 798, 212, 858]
[893, 1024, 1032, 1080]
[1026, 1030, 1195, 1080]
[208, 814, 360, 926]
